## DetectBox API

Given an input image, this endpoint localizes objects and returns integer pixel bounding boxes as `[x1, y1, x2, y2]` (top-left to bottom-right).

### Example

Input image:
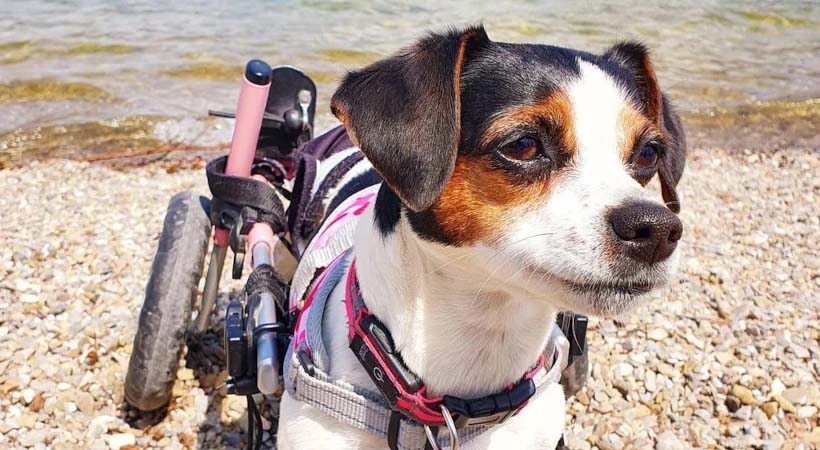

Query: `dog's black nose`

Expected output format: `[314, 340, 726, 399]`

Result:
[609, 202, 682, 265]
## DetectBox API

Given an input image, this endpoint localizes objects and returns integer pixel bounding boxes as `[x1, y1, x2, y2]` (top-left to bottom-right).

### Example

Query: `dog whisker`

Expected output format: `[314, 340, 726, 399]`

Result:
[470, 249, 525, 307]
[423, 251, 475, 276]
[678, 240, 730, 256]
[504, 232, 557, 247]
[424, 232, 555, 280]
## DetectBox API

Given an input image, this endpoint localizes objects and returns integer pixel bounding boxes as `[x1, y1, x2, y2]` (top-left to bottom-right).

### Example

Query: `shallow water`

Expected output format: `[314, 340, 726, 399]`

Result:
[1, 0, 818, 161]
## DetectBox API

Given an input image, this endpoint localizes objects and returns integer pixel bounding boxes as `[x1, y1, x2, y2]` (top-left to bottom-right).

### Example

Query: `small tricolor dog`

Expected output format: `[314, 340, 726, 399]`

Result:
[278, 25, 686, 450]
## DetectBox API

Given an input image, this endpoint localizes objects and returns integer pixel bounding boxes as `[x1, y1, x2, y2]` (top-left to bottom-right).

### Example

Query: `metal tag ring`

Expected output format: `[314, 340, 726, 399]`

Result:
[424, 405, 460, 450]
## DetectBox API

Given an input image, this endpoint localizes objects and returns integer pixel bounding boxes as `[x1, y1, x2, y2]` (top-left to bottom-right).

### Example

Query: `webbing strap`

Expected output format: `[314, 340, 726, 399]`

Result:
[206, 156, 287, 232]
[285, 321, 567, 450]
[286, 354, 499, 450]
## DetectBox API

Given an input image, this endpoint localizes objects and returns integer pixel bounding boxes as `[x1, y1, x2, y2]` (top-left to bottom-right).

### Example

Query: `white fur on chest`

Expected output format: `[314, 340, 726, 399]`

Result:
[277, 205, 565, 449]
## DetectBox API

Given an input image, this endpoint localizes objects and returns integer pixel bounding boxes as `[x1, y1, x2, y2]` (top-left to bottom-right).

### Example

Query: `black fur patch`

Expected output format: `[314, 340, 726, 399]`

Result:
[459, 43, 581, 154]
[405, 208, 451, 244]
[658, 95, 686, 212]
[374, 184, 401, 236]
[660, 95, 687, 188]
[374, 184, 454, 242]
[331, 26, 490, 212]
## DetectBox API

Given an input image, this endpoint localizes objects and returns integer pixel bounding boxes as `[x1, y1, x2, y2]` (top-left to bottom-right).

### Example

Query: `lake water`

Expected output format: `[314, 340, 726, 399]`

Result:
[1, 0, 818, 163]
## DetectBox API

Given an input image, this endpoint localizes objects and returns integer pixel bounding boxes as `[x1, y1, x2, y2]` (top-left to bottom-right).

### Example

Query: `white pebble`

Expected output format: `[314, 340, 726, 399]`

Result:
[796, 406, 817, 419]
[107, 433, 136, 450]
[21, 388, 36, 404]
[771, 379, 786, 396]
[88, 415, 118, 439]
[613, 362, 634, 378]
[655, 431, 684, 450]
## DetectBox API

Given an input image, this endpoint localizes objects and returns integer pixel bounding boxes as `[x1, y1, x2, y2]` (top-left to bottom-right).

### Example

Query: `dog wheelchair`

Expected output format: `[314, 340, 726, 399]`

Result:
[124, 59, 589, 450]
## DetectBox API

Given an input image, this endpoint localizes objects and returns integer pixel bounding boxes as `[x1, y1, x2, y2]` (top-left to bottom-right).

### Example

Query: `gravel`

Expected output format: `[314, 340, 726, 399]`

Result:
[0, 145, 818, 449]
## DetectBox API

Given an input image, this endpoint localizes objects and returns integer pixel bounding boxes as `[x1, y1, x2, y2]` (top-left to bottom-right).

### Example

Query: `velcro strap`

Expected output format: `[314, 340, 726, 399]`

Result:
[206, 156, 286, 232]
[244, 264, 289, 318]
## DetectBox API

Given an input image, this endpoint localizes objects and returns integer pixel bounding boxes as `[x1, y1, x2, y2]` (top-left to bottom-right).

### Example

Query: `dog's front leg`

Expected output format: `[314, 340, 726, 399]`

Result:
[277, 391, 385, 450]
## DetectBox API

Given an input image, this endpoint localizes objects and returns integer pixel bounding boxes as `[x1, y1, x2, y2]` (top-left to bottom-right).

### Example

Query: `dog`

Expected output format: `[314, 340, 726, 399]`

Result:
[277, 25, 686, 450]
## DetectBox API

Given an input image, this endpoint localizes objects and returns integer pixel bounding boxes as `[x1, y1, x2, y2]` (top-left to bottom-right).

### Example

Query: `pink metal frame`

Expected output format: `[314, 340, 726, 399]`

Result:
[213, 74, 277, 266]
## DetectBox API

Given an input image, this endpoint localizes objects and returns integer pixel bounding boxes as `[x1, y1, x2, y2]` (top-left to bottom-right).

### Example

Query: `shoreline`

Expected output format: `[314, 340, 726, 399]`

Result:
[2, 96, 818, 169]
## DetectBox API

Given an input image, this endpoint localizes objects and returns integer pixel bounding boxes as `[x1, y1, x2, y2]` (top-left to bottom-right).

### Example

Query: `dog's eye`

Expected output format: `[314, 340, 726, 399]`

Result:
[499, 137, 542, 161]
[636, 142, 660, 169]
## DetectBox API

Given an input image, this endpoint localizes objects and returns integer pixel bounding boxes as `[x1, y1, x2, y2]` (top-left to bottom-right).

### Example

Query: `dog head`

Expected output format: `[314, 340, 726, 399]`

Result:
[331, 26, 686, 316]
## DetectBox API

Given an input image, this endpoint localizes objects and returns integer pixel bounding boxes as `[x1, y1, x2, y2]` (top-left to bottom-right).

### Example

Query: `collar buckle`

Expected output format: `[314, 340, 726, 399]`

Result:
[442, 378, 536, 428]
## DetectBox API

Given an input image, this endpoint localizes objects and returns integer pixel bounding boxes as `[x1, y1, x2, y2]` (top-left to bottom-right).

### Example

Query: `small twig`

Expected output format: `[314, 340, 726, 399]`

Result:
[72, 142, 228, 163]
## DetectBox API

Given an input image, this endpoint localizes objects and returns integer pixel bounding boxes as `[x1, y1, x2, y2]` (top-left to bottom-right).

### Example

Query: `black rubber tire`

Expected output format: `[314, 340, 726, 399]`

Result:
[125, 192, 212, 411]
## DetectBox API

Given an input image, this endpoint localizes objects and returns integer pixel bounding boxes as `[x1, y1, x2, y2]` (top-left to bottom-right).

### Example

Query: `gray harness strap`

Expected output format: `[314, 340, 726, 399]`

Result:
[286, 329, 567, 449]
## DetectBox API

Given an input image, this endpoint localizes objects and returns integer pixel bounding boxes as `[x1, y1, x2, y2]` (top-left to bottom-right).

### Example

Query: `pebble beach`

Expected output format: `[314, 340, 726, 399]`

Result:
[1, 2, 819, 448]
[0, 142, 818, 449]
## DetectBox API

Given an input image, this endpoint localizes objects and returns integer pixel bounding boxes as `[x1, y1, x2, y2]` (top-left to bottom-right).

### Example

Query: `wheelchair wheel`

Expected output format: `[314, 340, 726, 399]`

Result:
[125, 192, 212, 411]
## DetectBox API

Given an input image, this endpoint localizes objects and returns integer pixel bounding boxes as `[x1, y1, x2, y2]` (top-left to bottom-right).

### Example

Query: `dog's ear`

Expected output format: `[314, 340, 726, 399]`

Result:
[605, 42, 687, 213]
[331, 26, 490, 212]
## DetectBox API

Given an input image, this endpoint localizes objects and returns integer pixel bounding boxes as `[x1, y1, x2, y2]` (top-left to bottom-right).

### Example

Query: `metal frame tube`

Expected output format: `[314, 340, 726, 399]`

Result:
[194, 243, 228, 332]
[252, 242, 272, 268]
[255, 290, 279, 394]
[250, 242, 280, 394]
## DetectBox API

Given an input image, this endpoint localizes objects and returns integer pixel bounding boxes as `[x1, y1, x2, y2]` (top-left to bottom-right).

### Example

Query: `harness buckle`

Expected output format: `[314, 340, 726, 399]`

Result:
[223, 205, 260, 279]
[442, 378, 536, 429]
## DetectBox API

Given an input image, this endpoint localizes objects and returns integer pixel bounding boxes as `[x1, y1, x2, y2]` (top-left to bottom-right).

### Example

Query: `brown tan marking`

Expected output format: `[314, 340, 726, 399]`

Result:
[636, 51, 683, 212]
[429, 155, 558, 246]
[452, 29, 473, 144]
[617, 104, 661, 163]
[637, 52, 663, 125]
[332, 102, 361, 148]
[483, 92, 576, 156]
[423, 92, 576, 245]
